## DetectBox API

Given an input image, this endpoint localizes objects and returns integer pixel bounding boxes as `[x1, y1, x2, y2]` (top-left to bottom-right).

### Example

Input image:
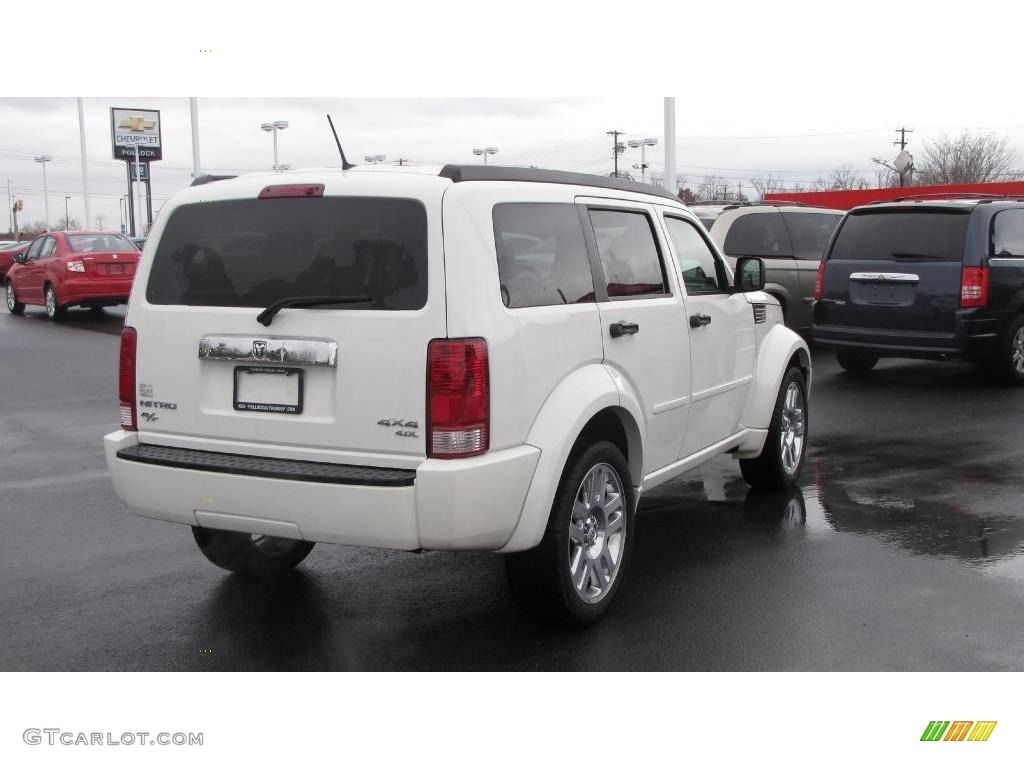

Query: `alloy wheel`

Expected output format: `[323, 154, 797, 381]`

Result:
[45, 287, 57, 318]
[1012, 326, 1024, 376]
[5, 283, 14, 311]
[779, 382, 805, 475]
[568, 462, 626, 604]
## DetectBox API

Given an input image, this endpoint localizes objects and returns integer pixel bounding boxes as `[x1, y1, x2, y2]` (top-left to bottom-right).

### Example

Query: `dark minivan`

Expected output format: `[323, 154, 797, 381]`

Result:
[812, 198, 1024, 382]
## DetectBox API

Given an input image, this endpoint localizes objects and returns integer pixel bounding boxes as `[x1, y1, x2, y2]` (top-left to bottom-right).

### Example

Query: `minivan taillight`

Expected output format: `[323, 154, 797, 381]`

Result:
[427, 338, 489, 459]
[814, 261, 826, 301]
[119, 326, 137, 431]
[960, 266, 988, 308]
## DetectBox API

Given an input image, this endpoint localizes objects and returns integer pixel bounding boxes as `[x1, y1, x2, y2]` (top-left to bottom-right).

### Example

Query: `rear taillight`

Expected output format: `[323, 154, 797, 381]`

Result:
[119, 326, 137, 431]
[427, 338, 489, 459]
[960, 266, 988, 308]
[258, 184, 325, 199]
[814, 261, 826, 301]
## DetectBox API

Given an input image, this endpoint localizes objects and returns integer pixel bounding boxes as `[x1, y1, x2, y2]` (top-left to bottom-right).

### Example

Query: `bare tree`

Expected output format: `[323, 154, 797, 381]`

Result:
[916, 132, 1019, 185]
[696, 175, 727, 201]
[55, 216, 82, 231]
[23, 220, 49, 236]
[678, 187, 697, 204]
[750, 174, 789, 200]
[811, 163, 869, 192]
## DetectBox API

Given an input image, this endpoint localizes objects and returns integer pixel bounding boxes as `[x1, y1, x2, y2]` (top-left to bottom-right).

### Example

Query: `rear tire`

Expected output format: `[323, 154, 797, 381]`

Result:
[505, 440, 635, 627]
[5, 281, 24, 315]
[44, 284, 64, 321]
[740, 367, 807, 491]
[836, 348, 878, 373]
[990, 314, 1024, 385]
[192, 527, 315, 575]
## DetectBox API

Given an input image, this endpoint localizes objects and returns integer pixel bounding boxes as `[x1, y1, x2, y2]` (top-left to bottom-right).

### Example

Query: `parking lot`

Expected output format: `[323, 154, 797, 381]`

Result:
[1, 303, 1021, 671]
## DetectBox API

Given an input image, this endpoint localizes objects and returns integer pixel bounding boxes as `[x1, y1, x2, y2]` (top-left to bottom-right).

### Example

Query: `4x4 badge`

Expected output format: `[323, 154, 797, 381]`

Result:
[252, 340, 268, 359]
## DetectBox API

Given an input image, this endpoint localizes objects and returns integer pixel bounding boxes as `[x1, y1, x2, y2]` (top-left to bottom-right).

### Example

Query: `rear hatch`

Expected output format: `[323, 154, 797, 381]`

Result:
[67, 233, 139, 278]
[817, 206, 970, 333]
[134, 183, 444, 467]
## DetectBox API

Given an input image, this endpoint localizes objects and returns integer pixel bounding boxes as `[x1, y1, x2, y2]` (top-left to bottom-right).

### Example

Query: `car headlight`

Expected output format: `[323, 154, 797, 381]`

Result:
[67, 260, 86, 272]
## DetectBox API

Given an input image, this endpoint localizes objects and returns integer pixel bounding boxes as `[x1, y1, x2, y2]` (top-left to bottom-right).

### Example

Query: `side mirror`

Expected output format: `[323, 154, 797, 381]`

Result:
[13, 252, 28, 265]
[735, 257, 766, 292]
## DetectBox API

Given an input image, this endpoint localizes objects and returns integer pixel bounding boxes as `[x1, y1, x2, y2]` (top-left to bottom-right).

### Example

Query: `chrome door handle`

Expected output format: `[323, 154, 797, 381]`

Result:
[609, 321, 639, 338]
[689, 313, 712, 328]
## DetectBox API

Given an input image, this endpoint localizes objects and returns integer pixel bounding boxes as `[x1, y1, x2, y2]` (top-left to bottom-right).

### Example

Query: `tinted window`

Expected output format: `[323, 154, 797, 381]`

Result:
[664, 217, 725, 294]
[723, 211, 793, 257]
[492, 203, 594, 308]
[830, 210, 969, 262]
[39, 237, 56, 258]
[68, 234, 134, 253]
[147, 197, 427, 309]
[992, 209, 1024, 256]
[782, 212, 842, 260]
[588, 209, 667, 297]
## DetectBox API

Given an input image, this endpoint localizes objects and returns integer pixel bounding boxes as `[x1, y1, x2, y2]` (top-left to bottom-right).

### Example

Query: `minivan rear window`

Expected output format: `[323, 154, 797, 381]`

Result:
[782, 212, 842, 260]
[830, 209, 969, 262]
[722, 211, 794, 257]
[146, 197, 428, 309]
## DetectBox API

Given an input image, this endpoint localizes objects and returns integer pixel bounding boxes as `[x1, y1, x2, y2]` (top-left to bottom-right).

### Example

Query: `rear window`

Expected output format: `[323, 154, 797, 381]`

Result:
[782, 212, 842, 260]
[68, 234, 134, 253]
[830, 210, 969, 262]
[492, 203, 595, 308]
[146, 197, 428, 309]
[723, 211, 794, 257]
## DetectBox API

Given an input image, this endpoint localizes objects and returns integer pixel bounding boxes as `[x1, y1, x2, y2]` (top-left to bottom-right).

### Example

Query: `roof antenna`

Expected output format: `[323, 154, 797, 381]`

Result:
[327, 114, 355, 170]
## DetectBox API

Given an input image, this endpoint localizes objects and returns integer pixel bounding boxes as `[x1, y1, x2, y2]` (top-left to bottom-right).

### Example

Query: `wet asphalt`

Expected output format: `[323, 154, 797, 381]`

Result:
[1, 304, 1023, 671]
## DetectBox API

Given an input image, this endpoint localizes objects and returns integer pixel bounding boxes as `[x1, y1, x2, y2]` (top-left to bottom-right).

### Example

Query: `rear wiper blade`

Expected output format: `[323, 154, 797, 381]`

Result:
[890, 252, 936, 260]
[257, 295, 372, 326]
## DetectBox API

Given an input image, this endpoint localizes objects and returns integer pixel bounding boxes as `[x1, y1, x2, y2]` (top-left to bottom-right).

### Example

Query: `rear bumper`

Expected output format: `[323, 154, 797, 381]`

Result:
[105, 431, 540, 551]
[811, 315, 999, 360]
[60, 277, 133, 305]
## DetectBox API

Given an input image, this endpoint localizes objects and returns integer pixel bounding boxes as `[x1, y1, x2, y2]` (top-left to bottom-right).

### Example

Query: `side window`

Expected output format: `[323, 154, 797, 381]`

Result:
[39, 237, 57, 259]
[782, 212, 842, 260]
[722, 211, 794, 257]
[492, 203, 595, 308]
[992, 209, 1024, 256]
[588, 209, 668, 298]
[664, 216, 727, 294]
[26, 239, 44, 261]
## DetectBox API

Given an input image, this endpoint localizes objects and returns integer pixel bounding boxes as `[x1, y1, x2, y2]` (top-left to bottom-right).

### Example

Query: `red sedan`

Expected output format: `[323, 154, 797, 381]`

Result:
[0, 241, 30, 281]
[5, 231, 140, 319]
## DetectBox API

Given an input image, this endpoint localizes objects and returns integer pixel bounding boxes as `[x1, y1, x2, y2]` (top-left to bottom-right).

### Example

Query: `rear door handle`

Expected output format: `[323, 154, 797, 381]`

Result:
[609, 321, 639, 338]
[689, 313, 712, 328]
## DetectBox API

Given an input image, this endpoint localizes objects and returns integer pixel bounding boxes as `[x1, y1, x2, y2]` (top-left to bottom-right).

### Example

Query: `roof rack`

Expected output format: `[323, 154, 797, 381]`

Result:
[888, 192, 1005, 202]
[438, 164, 681, 202]
[190, 174, 238, 187]
[692, 199, 809, 209]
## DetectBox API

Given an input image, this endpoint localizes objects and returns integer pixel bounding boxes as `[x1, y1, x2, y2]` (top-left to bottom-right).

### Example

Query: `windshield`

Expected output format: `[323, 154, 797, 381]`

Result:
[68, 234, 135, 253]
[146, 197, 428, 309]
[830, 210, 969, 262]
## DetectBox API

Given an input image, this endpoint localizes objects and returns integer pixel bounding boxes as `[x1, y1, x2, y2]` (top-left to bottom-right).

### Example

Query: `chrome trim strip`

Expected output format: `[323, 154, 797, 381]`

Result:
[198, 335, 338, 367]
[849, 272, 919, 283]
[691, 375, 754, 404]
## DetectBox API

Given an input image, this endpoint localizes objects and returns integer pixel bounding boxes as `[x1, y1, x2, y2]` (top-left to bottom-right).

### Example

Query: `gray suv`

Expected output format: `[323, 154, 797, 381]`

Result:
[705, 204, 843, 333]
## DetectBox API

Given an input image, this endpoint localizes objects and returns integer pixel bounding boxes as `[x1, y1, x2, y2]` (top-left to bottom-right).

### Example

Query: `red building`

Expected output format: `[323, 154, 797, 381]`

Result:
[764, 180, 1024, 210]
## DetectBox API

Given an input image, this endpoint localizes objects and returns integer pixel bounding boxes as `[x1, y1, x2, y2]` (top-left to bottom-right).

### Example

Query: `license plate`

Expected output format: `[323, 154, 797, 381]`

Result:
[233, 366, 303, 414]
[105, 263, 126, 276]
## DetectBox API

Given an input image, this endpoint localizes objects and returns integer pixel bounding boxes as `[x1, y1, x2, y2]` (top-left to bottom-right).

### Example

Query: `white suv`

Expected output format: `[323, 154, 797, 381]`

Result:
[105, 165, 811, 625]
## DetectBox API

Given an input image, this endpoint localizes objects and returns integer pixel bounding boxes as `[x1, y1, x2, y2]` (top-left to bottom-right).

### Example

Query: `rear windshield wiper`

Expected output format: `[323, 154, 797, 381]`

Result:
[890, 252, 938, 260]
[257, 295, 372, 326]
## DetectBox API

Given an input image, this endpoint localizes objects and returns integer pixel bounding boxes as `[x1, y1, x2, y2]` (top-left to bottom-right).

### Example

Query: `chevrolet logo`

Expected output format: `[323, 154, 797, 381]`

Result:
[118, 116, 157, 132]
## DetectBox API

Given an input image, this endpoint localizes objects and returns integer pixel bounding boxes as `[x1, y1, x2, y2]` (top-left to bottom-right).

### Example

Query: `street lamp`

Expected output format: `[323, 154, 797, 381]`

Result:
[472, 146, 498, 165]
[260, 120, 289, 171]
[34, 155, 52, 229]
[364, 155, 386, 164]
[628, 137, 658, 183]
[65, 196, 71, 230]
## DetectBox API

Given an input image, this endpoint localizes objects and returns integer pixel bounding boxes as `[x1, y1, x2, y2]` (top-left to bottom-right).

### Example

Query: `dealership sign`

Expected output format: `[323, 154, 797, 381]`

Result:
[110, 107, 162, 161]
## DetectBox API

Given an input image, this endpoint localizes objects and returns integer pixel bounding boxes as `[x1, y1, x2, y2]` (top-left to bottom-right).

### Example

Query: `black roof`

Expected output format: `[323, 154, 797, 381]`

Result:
[438, 165, 681, 202]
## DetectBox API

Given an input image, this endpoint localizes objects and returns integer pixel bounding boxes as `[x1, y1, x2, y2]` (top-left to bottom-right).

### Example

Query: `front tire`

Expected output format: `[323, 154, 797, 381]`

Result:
[5, 281, 24, 315]
[836, 348, 878, 373]
[44, 284, 65, 320]
[989, 314, 1024, 384]
[192, 527, 315, 575]
[740, 367, 808, 490]
[505, 441, 635, 627]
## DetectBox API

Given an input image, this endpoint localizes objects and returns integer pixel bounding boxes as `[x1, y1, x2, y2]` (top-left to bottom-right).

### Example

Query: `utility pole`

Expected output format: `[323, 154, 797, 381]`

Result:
[6, 178, 12, 234]
[77, 98, 91, 230]
[65, 196, 71, 230]
[894, 127, 914, 187]
[606, 130, 624, 178]
[189, 97, 202, 178]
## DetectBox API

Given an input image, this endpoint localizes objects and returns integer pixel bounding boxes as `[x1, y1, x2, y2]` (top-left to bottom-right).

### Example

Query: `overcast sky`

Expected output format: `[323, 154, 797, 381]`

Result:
[3, 96, 1023, 234]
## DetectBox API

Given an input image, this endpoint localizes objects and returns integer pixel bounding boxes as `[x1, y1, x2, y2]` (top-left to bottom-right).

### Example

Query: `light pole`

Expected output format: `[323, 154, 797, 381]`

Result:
[260, 120, 289, 171]
[473, 146, 498, 165]
[65, 196, 71, 230]
[364, 154, 386, 164]
[34, 155, 52, 229]
[119, 196, 127, 234]
[628, 137, 658, 183]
